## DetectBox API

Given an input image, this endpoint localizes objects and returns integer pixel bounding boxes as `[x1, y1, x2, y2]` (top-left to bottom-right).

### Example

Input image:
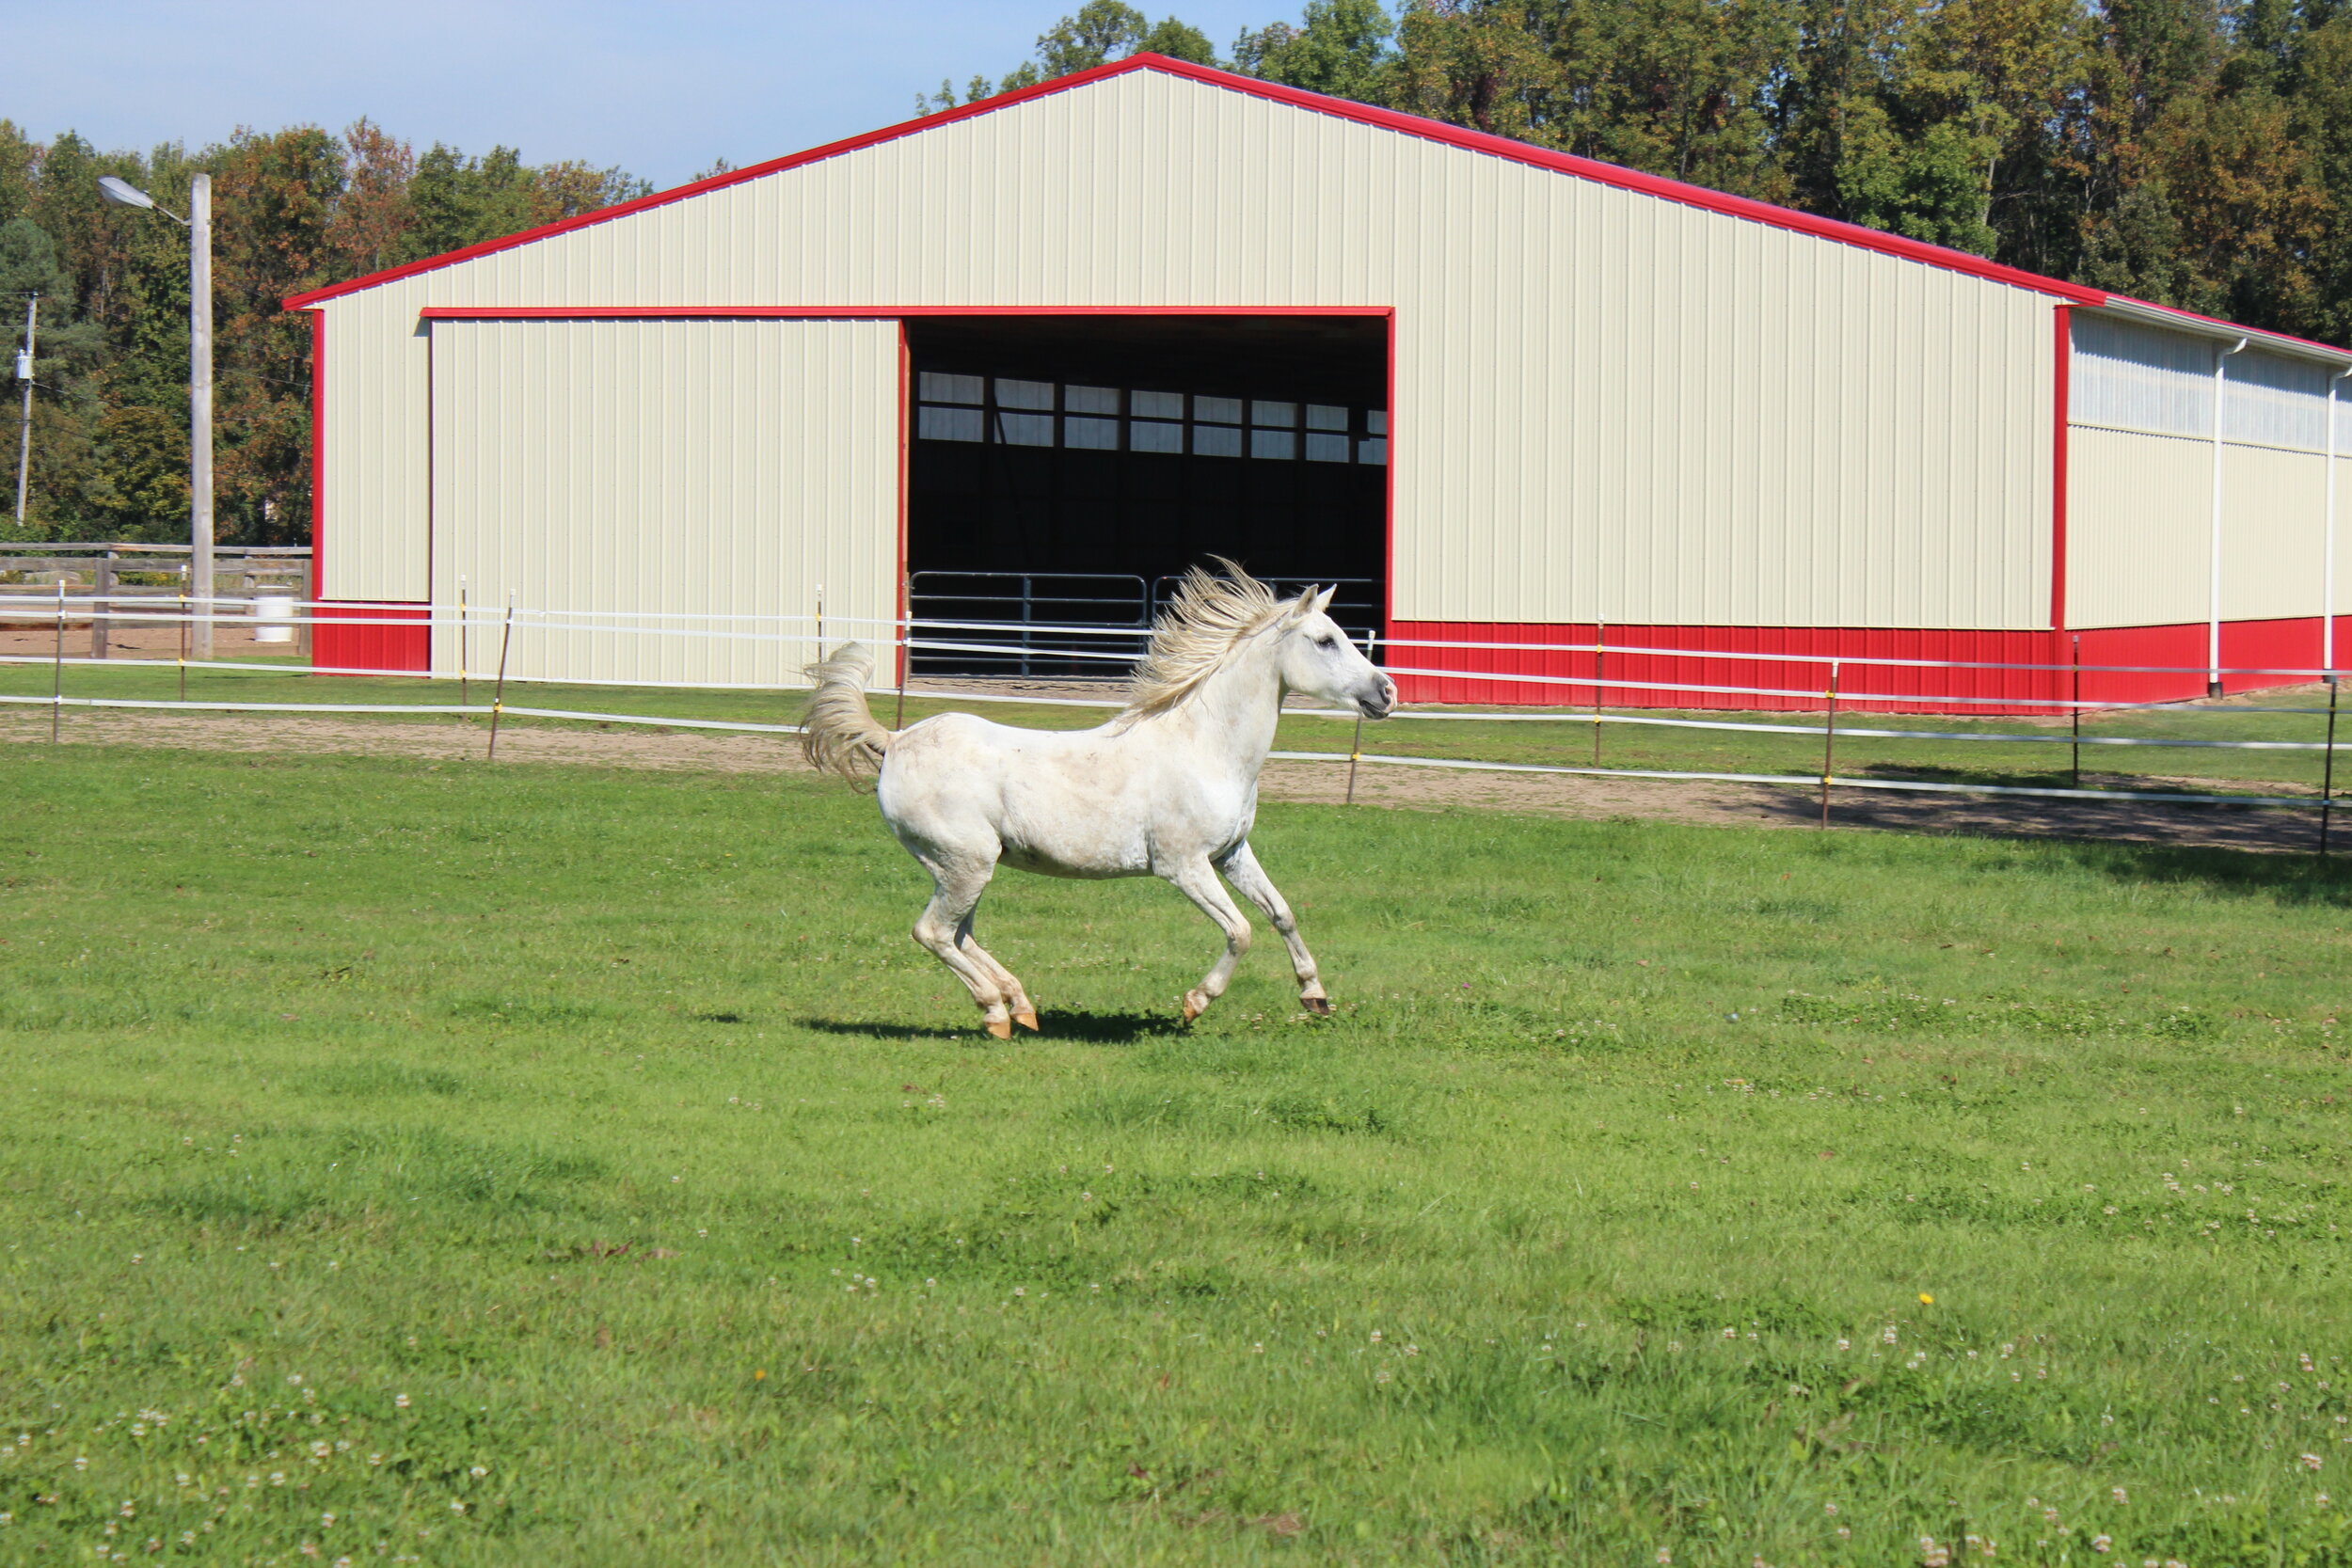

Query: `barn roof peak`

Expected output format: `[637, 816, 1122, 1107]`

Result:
[277, 50, 2348, 363]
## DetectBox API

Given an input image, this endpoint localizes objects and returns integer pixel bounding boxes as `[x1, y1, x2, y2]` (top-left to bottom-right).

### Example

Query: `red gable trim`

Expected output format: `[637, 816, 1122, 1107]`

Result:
[286, 53, 2111, 312]
[415, 304, 1393, 321]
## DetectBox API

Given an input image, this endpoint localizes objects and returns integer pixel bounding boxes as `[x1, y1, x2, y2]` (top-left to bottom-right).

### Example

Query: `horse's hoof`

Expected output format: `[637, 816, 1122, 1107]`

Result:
[985, 1018, 1012, 1040]
[1181, 993, 1205, 1024]
[1303, 995, 1333, 1016]
[1014, 1008, 1040, 1033]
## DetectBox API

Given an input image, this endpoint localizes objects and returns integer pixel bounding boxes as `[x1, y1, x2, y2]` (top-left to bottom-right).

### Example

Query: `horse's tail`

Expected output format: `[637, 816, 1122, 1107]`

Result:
[799, 642, 893, 782]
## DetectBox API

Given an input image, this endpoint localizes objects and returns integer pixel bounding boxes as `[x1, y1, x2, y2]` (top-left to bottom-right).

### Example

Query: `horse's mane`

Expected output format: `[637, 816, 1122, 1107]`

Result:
[1120, 561, 1289, 721]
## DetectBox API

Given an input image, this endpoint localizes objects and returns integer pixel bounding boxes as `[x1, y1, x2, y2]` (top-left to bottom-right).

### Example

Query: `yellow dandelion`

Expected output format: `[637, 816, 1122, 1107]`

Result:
[1918, 1292, 1935, 1306]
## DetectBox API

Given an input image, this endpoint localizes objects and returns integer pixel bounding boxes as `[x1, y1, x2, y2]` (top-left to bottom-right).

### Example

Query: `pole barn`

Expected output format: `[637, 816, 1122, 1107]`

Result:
[285, 54, 2352, 712]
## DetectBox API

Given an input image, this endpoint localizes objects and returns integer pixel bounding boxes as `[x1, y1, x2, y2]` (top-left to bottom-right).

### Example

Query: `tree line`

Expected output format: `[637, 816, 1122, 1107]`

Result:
[951, 0, 2352, 345]
[8, 0, 2349, 546]
[0, 124, 647, 545]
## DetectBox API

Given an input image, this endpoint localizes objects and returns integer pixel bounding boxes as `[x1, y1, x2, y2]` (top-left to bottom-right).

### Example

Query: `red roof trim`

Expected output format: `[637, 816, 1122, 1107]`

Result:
[415, 304, 1394, 321]
[287, 52, 2112, 311]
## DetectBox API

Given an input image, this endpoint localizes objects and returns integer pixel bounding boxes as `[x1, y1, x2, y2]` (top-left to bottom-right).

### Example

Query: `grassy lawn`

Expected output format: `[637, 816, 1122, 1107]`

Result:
[3, 655, 2344, 800]
[3, 744, 2351, 1564]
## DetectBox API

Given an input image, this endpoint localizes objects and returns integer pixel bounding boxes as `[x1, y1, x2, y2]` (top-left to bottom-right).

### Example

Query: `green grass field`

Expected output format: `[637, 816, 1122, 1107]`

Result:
[4, 742, 2351, 1565]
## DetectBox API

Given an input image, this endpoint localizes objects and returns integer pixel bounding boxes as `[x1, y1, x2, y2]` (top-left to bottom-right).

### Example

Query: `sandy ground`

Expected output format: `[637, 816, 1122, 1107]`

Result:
[2, 705, 2333, 855]
[0, 623, 290, 657]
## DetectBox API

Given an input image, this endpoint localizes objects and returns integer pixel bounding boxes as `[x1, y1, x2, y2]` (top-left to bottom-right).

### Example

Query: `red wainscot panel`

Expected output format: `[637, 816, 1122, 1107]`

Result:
[2075, 618, 2328, 705]
[1383, 623, 2073, 715]
[313, 602, 430, 674]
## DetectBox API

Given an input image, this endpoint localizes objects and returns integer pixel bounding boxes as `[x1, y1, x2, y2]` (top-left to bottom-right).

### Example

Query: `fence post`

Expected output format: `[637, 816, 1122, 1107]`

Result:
[458, 578, 469, 712]
[177, 568, 188, 705]
[90, 549, 114, 660]
[50, 579, 64, 742]
[894, 578, 911, 732]
[2323, 675, 2340, 856]
[2071, 634, 2082, 790]
[1592, 625, 1606, 766]
[485, 595, 515, 762]
[1819, 661, 1840, 829]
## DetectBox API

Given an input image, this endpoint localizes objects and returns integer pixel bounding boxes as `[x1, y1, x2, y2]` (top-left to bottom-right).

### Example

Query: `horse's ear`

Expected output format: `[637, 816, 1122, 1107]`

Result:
[1281, 587, 1322, 626]
[1310, 585, 1338, 616]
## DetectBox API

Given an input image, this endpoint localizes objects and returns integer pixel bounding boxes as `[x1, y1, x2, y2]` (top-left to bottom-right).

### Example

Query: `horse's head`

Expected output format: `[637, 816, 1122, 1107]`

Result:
[1276, 587, 1396, 720]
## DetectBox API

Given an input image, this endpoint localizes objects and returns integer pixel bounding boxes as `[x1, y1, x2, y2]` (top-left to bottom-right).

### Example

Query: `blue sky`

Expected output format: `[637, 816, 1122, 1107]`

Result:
[21, 1, 1297, 189]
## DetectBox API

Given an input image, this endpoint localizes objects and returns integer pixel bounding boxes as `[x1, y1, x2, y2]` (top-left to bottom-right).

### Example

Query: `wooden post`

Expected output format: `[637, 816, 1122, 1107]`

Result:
[2070, 634, 2082, 790]
[2323, 675, 2340, 856]
[485, 596, 515, 762]
[50, 580, 64, 743]
[1819, 662, 1840, 829]
[89, 549, 114, 660]
[177, 568, 188, 704]
[1345, 714, 1365, 804]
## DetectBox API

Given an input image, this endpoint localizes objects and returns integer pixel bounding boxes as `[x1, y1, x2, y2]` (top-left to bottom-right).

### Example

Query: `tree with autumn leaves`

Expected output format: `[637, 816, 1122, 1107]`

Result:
[0, 121, 643, 545]
[9, 0, 2352, 546]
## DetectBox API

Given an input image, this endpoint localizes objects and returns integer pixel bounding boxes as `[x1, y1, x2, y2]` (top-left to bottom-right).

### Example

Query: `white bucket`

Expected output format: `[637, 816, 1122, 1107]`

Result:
[253, 594, 297, 644]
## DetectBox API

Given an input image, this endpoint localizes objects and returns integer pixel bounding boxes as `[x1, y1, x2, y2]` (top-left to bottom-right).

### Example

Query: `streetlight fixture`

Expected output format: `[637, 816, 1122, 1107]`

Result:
[99, 171, 212, 657]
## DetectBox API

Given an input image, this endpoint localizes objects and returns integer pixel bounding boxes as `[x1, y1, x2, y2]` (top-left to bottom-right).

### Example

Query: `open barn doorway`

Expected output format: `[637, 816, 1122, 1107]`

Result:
[903, 313, 1388, 677]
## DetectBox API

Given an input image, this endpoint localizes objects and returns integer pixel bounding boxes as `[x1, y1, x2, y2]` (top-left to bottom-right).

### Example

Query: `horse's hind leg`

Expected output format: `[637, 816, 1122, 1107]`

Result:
[1161, 856, 1252, 1023]
[910, 856, 1017, 1039]
[1215, 841, 1329, 1015]
[956, 912, 1038, 1033]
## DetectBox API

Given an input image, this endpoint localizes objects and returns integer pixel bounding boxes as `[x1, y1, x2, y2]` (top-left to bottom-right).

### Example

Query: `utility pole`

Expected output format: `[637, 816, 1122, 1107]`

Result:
[11, 293, 33, 525]
[189, 173, 214, 657]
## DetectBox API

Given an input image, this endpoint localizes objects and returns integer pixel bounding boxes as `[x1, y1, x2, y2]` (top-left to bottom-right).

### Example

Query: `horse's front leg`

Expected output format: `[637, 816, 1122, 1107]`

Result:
[1215, 841, 1328, 1015]
[1161, 857, 1251, 1023]
[909, 852, 1018, 1039]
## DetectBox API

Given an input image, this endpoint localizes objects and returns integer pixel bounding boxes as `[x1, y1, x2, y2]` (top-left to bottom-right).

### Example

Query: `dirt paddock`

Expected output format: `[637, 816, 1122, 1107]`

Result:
[2, 705, 2333, 856]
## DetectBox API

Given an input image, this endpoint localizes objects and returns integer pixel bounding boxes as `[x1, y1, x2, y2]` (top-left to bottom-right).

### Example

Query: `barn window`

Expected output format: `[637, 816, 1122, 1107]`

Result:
[1131, 420, 1184, 453]
[913, 371, 1387, 465]
[919, 405, 986, 442]
[1065, 416, 1121, 451]
[995, 411, 1056, 446]
[1195, 425, 1243, 458]
[920, 372, 984, 404]
[995, 378, 1055, 411]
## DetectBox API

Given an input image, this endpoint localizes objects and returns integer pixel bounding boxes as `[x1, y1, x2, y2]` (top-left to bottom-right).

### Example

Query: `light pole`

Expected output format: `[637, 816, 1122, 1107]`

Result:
[12, 292, 34, 525]
[99, 172, 212, 658]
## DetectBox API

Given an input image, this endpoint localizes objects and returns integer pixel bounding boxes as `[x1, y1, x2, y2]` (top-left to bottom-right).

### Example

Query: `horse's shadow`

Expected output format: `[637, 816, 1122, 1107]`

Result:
[801, 1009, 1184, 1045]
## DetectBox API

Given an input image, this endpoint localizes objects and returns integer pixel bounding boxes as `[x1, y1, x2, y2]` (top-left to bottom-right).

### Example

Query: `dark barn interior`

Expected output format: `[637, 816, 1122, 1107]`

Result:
[903, 315, 1388, 673]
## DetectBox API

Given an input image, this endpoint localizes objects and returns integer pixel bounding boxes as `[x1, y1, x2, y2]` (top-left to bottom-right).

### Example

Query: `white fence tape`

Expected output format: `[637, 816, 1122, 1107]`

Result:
[8, 591, 2348, 678]
[6, 598, 2344, 823]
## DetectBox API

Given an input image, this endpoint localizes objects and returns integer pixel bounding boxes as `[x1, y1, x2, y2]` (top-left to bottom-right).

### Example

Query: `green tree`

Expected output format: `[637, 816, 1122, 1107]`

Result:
[1236, 0, 1397, 103]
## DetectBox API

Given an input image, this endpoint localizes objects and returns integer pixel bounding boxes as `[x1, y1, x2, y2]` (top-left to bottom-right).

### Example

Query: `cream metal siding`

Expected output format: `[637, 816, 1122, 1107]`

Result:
[2221, 444, 2325, 623]
[2062, 433, 2332, 630]
[2064, 428, 2213, 628]
[2068, 311, 2346, 628]
[321, 66, 2060, 632]
[426, 318, 898, 683]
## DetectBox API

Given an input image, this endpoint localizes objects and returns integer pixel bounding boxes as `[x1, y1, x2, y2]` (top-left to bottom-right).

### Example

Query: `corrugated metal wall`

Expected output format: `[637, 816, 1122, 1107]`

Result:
[2068, 312, 2349, 632]
[319, 66, 2059, 649]
[426, 318, 899, 684]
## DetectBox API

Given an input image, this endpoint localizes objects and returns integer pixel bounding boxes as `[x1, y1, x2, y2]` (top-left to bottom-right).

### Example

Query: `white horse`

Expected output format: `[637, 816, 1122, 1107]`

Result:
[800, 564, 1396, 1038]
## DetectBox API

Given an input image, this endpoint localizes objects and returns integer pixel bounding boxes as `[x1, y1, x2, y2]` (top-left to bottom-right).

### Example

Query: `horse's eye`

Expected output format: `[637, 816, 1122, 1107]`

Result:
[1315, 635, 1337, 649]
